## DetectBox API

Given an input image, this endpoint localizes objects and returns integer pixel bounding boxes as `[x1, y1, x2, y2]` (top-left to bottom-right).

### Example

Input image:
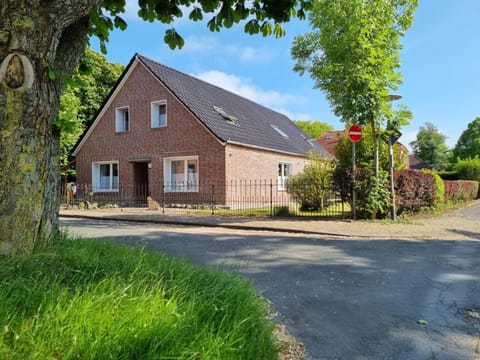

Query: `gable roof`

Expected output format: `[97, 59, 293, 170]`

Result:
[73, 54, 328, 158]
[137, 55, 328, 157]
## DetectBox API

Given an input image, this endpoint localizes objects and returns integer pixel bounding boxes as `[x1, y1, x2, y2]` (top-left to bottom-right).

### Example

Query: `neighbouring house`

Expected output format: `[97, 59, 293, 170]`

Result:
[408, 154, 431, 171]
[73, 54, 329, 207]
[316, 131, 344, 156]
[317, 130, 410, 169]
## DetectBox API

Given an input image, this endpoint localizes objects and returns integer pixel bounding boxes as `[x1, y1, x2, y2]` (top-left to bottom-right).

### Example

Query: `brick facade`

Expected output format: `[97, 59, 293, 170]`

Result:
[75, 59, 312, 206]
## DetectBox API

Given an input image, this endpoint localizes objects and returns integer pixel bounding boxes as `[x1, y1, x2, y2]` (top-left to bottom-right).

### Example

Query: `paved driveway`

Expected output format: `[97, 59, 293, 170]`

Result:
[61, 218, 480, 360]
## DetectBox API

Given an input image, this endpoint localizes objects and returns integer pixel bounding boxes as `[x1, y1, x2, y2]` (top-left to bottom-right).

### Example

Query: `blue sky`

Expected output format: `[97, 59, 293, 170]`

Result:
[91, 0, 480, 151]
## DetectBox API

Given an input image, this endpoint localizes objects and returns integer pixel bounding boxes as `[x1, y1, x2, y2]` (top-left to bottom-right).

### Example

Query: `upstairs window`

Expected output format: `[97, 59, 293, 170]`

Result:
[115, 107, 130, 132]
[151, 100, 167, 128]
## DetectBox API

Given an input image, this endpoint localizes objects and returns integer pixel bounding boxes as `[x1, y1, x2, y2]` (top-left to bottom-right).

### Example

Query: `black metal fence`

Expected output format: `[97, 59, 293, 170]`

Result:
[61, 180, 351, 219]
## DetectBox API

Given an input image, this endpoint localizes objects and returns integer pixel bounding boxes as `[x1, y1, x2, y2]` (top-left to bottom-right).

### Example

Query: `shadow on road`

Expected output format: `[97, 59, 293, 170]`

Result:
[61, 218, 480, 360]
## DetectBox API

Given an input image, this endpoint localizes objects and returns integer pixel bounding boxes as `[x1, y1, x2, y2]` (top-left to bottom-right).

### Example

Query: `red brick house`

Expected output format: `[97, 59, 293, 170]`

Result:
[73, 54, 328, 206]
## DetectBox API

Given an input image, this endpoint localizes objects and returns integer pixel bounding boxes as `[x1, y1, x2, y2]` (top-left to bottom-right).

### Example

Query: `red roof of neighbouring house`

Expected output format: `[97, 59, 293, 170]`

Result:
[408, 155, 431, 170]
[316, 131, 345, 157]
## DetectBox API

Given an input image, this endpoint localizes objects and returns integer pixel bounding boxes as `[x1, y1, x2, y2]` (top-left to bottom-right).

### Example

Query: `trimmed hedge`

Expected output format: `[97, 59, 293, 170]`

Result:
[454, 157, 480, 182]
[394, 169, 437, 214]
[444, 180, 479, 202]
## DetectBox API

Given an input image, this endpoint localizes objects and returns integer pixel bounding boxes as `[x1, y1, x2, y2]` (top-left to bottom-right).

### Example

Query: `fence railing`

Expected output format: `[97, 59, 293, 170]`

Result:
[61, 180, 351, 219]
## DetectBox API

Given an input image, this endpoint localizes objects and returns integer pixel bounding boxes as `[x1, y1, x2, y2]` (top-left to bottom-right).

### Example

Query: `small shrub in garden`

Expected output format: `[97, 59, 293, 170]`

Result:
[356, 169, 391, 219]
[287, 151, 336, 211]
[333, 168, 391, 219]
[273, 205, 290, 216]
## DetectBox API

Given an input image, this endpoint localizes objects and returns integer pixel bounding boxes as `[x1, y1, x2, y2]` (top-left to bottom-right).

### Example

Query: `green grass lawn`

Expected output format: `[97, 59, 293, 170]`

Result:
[0, 234, 278, 359]
[189, 201, 351, 218]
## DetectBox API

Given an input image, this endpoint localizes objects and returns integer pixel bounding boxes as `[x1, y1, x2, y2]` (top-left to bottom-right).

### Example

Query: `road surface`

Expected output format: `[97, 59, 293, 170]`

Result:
[61, 217, 480, 360]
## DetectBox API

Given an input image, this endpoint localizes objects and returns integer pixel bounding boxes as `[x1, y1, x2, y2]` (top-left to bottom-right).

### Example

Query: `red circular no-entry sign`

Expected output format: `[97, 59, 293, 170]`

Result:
[348, 125, 363, 142]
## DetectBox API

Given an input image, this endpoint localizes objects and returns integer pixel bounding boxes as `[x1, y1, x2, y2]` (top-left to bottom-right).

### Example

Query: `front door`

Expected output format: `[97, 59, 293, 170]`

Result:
[133, 162, 149, 204]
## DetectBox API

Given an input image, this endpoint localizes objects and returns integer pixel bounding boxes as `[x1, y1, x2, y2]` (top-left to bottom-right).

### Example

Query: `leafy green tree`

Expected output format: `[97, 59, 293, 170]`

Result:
[56, 48, 124, 181]
[0, 0, 314, 256]
[410, 122, 449, 170]
[452, 117, 480, 161]
[291, 0, 417, 175]
[334, 126, 408, 171]
[293, 120, 334, 138]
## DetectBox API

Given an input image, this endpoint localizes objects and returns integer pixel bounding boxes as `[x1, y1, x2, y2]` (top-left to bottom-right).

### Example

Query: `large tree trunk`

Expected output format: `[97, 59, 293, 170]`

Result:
[0, 1, 99, 255]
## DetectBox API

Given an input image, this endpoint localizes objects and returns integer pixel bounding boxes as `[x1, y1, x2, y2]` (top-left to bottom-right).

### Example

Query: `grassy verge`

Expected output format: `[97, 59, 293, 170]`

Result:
[0, 234, 278, 359]
[188, 201, 351, 218]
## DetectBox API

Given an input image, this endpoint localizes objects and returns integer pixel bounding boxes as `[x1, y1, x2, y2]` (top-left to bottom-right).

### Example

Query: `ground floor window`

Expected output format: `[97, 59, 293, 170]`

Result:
[278, 162, 292, 191]
[164, 156, 199, 192]
[92, 162, 119, 192]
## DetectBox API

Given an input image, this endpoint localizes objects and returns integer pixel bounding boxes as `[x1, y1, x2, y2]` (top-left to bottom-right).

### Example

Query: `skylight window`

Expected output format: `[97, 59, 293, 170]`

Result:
[213, 105, 237, 125]
[271, 124, 289, 138]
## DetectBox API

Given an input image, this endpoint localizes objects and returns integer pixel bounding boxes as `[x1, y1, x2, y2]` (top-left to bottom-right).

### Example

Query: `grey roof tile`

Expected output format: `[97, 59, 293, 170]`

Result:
[138, 54, 329, 157]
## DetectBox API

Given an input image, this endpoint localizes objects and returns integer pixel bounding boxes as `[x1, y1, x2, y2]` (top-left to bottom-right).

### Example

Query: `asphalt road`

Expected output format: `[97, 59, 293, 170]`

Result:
[61, 218, 480, 360]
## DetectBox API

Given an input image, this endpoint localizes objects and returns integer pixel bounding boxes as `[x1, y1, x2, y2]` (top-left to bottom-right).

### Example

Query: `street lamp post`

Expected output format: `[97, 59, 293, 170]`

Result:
[385, 94, 402, 221]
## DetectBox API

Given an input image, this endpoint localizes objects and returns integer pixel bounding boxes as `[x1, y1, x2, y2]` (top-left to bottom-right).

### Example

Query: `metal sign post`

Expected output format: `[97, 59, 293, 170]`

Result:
[348, 125, 362, 220]
[352, 141, 356, 220]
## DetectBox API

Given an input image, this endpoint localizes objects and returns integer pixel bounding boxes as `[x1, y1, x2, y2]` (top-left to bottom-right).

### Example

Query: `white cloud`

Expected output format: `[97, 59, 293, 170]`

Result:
[194, 70, 297, 108]
[273, 109, 313, 121]
[182, 36, 272, 63]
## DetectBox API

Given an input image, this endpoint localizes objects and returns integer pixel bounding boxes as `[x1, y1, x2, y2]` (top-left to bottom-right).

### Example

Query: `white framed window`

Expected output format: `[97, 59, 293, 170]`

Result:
[164, 156, 199, 192]
[271, 124, 289, 138]
[115, 106, 130, 132]
[92, 162, 119, 192]
[151, 100, 167, 128]
[278, 162, 292, 191]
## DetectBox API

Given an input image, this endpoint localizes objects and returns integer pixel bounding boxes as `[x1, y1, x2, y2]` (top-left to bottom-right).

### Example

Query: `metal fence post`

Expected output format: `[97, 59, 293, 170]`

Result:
[211, 183, 215, 216]
[162, 184, 165, 214]
[270, 179, 273, 217]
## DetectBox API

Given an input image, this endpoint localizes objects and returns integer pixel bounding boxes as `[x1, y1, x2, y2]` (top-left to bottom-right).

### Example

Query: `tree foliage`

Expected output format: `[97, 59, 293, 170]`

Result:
[91, 0, 314, 52]
[334, 126, 408, 170]
[291, 0, 417, 128]
[410, 122, 449, 170]
[0, 0, 314, 256]
[291, 0, 417, 175]
[55, 48, 124, 180]
[293, 120, 333, 138]
[452, 117, 480, 161]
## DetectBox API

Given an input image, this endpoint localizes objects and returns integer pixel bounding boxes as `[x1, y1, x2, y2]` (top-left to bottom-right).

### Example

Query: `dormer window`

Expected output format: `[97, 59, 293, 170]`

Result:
[115, 106, 130, 132]
[271, 124, 288, 138]
[213, 105, 237, 125]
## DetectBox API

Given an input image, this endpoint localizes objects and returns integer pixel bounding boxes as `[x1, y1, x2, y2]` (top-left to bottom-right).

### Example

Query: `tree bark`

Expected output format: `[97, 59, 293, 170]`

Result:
[0, 0, 99, 255]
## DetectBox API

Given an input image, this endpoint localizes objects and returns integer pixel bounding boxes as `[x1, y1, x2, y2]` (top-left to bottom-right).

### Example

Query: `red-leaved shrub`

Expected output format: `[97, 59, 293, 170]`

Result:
[394, 170, 437, 214]
[444, 180, 479, 202]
